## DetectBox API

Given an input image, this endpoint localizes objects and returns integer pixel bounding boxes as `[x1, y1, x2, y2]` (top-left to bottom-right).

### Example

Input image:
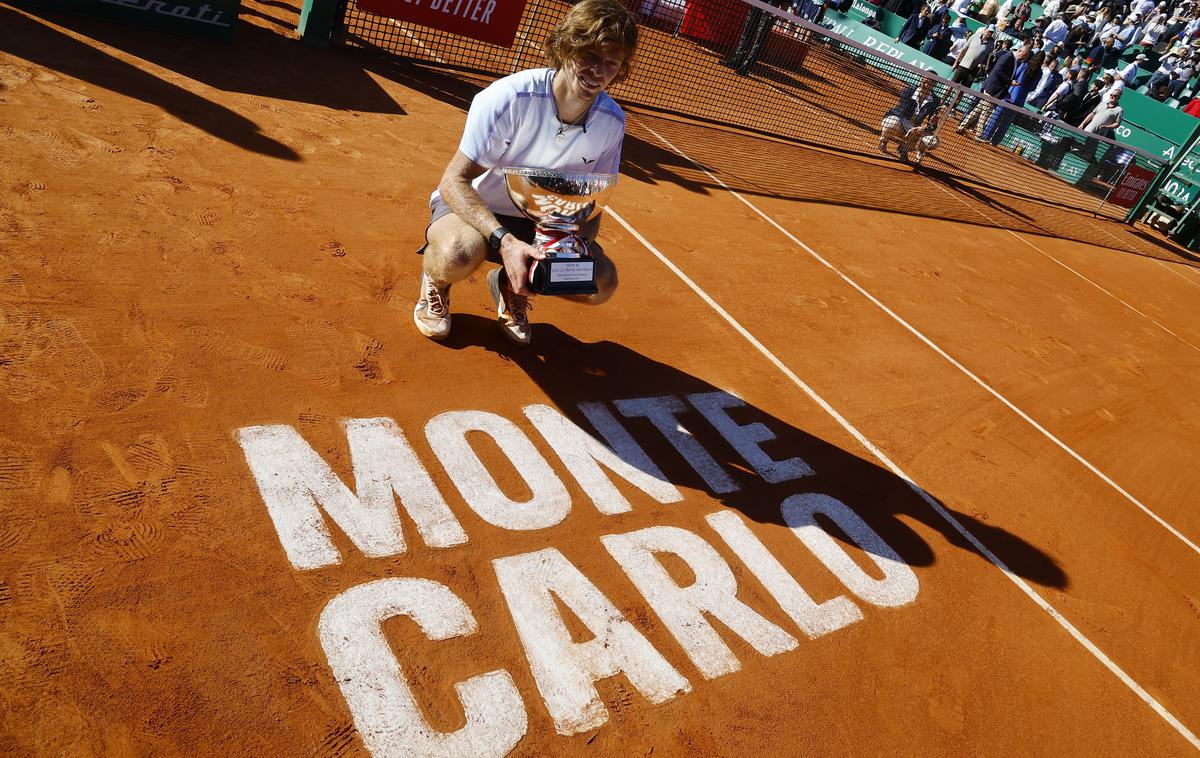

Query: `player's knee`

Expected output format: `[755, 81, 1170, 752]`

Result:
[427, 229, 485, 279]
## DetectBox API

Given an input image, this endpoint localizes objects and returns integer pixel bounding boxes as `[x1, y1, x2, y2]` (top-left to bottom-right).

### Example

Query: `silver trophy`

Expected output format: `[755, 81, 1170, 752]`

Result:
[501, 167, 617, 296]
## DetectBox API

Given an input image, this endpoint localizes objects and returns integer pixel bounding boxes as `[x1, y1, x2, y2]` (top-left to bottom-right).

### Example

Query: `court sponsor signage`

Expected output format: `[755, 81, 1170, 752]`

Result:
[237, 392, 920, 755]
[1108, 164, 1158, 209]
[27, 0, 238, 40]
[358, 0, 527, 47]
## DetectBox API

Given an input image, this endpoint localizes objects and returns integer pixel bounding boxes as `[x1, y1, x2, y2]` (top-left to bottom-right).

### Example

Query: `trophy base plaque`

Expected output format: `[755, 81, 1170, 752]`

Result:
[529, 256, 597, 296]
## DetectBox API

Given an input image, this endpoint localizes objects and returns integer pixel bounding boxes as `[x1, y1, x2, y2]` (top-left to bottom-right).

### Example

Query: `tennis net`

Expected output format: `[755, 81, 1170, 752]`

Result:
[334, 0, 1165, 220]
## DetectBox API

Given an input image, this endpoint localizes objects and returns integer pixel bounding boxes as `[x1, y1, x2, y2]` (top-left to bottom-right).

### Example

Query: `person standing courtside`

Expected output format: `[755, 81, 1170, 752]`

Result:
[412, 0, 637, 347]
[956, 41, 1024, 139]
[947, 24, 996, 112]
[724, 0, 790, 75]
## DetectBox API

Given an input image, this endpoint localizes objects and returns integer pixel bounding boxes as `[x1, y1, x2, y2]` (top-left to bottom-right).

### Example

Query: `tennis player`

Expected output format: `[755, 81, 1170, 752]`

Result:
[413, 0, 637, 347]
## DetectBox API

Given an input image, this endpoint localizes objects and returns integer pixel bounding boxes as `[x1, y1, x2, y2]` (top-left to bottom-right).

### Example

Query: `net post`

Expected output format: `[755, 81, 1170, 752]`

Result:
[298, 0, 340, 45]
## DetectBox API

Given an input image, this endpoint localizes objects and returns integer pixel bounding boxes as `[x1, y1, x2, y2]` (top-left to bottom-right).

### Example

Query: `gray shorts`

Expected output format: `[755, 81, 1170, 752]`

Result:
[418, 197, 537, 263]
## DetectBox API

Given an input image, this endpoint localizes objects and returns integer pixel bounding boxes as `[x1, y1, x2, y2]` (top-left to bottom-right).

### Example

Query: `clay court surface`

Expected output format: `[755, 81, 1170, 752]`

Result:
[3, 1, 1200, 754]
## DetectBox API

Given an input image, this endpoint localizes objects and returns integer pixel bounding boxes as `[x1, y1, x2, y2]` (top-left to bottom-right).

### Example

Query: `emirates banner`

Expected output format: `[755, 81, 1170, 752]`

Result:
[358, 0, 528, 47]
[1108, 164, 1158, 209]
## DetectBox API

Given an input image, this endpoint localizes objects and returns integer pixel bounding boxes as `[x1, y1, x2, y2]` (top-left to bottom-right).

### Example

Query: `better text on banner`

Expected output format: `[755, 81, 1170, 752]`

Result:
[358, 0, 527, 48]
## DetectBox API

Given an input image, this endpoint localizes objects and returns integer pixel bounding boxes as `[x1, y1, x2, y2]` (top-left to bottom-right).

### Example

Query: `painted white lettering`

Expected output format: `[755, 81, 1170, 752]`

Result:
[614, 395, 738, 494]
[470, 0, 483, 21]
[494, 548, 690, 735]
[346, 417, 468, 550]
[781, 493, 919, 608]
[602, 526, 797, 680]
[686, 391, 812, 484]
[429, 0, 442, 10]
[524, 403, 681, 515]
[237, 423, 451, 571]
[426, 410, 570, 531]
[705, 510, 862, 638]
[480, 0, 494, 23]
[319, 578, 526, 757]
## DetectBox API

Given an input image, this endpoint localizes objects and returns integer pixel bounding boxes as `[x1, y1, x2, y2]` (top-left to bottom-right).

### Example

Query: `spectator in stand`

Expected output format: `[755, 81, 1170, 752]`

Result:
[923, 14, 956, 57]
[951, 0, 972, 16]
[930, 0, 953, 24]
[1086, 36, 1120, 67]
[1139, 11, 1169, 50]
[995, 0, 1015, 28]
[1028, 57, 1065, 107]
[1118, 53, 1149, 84]
[1148, 78, 1173, 99]
[1013, 0, 1033, 31]
[1147, 45, 1189, 87]
[1163, 6, 1191, 44]
[1068, 75, 1108, 126]
[1042, 0, 1062, 18]
[1042, 66, 1083, 118]
[900, 5, 935, 47]
[1113, 14, 1145, 49]
[1131, 0, 1156, 20]
[957, 41, 1024, 138]
[1045, 13, 1071, 45]
[1082, 90, 1124, 139]
[1184, 94, 1200, 114]
[1182, 13, 1200, 46]
[977, 0, 999, 22]
[1064, 15, 1093, 50]
[1169, 52, 1197, 97]
[1100, 70, 1126, 101]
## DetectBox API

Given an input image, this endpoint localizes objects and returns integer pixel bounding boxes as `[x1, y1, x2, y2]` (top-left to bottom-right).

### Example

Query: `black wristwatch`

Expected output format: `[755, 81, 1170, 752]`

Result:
[487, 226, 511, 250]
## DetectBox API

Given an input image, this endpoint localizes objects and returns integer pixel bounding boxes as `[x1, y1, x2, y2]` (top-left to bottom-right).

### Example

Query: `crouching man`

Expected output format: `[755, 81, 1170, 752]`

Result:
[414, 0, 637, 347]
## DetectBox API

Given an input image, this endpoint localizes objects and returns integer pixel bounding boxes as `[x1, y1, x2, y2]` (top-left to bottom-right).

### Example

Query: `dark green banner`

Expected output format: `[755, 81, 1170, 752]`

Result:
[24, 0, 239, 40]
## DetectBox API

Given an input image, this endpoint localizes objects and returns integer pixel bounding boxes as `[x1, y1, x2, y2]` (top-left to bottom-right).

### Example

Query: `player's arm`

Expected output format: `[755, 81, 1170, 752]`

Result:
[438, 150, 544, 296]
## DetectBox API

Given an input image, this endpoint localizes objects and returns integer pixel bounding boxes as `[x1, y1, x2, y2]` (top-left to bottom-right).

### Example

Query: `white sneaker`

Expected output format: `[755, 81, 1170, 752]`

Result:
[486, 268, 531, 347]
[413, 273, 451, 341]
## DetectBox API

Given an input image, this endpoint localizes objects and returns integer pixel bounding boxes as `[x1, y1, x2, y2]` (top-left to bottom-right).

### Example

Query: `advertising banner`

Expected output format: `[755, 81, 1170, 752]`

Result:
[358, 0, 527, 48]
[1108, 164, 1159, 209]
[25, 0, 239, 40]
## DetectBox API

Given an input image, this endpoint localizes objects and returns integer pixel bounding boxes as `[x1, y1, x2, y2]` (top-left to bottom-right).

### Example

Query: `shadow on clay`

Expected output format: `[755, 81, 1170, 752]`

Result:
[433, 314, 1070, 591]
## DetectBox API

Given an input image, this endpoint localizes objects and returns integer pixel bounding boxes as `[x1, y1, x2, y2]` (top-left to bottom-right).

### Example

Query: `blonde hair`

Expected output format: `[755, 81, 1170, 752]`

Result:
[544, 0, 639, 85]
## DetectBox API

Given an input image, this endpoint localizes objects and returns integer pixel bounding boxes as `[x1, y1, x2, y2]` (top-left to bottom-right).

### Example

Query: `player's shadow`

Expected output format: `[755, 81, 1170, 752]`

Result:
[443, 315, 1068, 590]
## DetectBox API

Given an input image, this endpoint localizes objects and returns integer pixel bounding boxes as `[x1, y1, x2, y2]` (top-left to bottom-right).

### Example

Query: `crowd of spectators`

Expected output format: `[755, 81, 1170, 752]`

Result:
[879, 0, 1200, 115]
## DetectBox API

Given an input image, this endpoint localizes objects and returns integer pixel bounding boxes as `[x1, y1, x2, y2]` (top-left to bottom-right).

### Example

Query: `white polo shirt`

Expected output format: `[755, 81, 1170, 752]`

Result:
[432, 67, 626, 217]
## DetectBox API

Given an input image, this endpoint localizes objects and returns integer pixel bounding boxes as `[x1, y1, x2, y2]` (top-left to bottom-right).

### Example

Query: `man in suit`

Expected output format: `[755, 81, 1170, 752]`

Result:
[880, 76, 944, 163]
[956, 41, 1027, 139]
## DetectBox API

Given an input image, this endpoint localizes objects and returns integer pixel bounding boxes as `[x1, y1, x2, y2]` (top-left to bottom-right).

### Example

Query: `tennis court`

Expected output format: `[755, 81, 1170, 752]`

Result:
[1, 0, 1199, 754]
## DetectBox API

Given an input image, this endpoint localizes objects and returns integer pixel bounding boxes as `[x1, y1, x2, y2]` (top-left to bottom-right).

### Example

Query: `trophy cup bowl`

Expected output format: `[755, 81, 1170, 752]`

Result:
[501, 167, 618, 296]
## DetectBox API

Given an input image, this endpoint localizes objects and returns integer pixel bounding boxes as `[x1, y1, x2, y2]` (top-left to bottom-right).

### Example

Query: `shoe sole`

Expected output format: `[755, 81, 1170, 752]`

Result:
[487, 270, 531, 347]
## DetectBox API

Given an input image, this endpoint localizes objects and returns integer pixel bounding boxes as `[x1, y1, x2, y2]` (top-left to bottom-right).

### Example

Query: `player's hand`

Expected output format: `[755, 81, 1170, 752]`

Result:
[499, 234, 544, 297]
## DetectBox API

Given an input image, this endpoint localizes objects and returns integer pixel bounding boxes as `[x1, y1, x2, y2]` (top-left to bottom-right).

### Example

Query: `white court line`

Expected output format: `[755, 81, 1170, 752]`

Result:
[1153, 257, 1200, 291]
[639, 123, 1200, 559]
[606, 205, 1200, 750]
[388, 19, 447, 65]
[918, 177, 1200, 354]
